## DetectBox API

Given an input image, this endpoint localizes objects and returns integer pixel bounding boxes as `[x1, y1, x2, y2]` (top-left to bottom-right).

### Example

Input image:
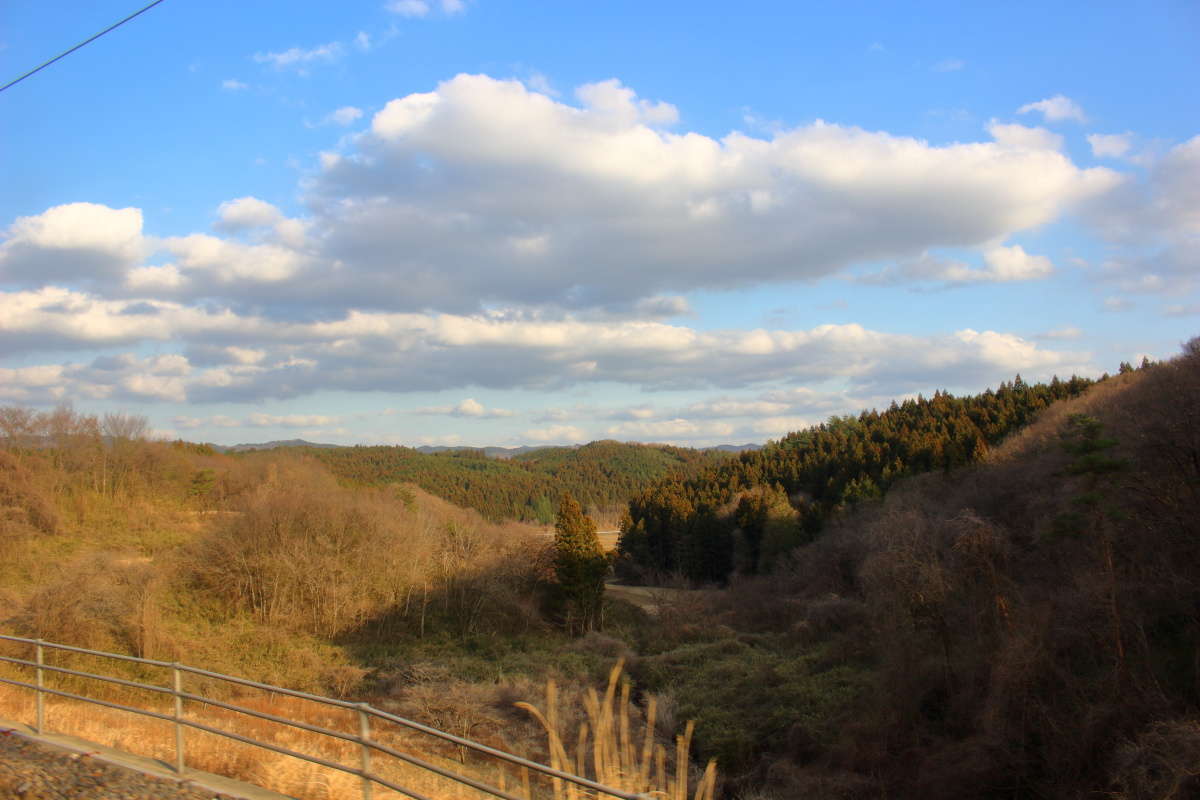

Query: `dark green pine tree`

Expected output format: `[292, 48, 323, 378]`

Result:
[554, 492, 607, 634]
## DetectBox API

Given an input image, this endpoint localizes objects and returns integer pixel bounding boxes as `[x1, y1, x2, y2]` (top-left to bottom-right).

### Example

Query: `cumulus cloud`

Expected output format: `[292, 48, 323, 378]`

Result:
[606, 418, 735, 441]
[1, 76, 1130, 426]
[1083, 136, 1200, 295]
[1018, 94, 1087, 123]
[302, 74, 1116, 309]
[221, 79, 249, 91]
[575, 79, 679, 126]
[0, 287, 1096, 403]
[215, 197, 283, 230]
[860, 244, 1053, 286]
[1088, 132, 1133, 159]
[987, 120, 1063, 151]
[0, 203, 146, 285]
[3, 76, 1123, 310]
[414, 398, 514, 418]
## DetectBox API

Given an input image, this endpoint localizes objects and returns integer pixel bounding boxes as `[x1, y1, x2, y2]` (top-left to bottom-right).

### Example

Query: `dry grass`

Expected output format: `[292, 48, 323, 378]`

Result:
[516, 660, 717, 800]
[0, 657, 716, 800]
[0, 680, 513, 799]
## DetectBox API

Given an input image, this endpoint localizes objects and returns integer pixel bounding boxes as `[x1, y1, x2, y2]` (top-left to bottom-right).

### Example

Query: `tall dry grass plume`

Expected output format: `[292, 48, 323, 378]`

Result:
[516, 659, 717, 800]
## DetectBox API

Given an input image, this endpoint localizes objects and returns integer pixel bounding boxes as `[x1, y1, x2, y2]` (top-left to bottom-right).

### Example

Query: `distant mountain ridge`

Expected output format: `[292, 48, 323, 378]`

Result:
[211, 439, 763, 457]
[214, 438, 342, 453]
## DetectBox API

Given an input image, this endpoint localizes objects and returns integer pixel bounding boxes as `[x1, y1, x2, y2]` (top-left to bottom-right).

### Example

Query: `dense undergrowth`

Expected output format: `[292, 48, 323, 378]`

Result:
[618, 345, 1200, 798]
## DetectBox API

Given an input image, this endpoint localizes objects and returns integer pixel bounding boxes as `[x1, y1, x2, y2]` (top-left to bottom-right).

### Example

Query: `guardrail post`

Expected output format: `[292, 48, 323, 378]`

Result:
[357, 703, 372, 800]
[34, 639, 44, 734]
[173, 663, 185, 776]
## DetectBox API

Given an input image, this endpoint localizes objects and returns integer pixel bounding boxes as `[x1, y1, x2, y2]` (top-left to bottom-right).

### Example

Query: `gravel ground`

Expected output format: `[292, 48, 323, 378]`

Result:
[0, 730, 243, 800]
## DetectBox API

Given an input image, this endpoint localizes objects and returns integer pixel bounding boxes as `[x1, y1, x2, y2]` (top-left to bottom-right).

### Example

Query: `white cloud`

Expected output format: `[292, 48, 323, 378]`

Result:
[354, 31, 371, 51]
[977, 244, 1054, 281]
[221, 79, 249, 91]
[413, 433, 464, 447]
[246, 413, 340, 427]
[525, 72, 557, 97]
[933, 58, 965, 72]
[1083, 135, 1200, 295]
[1088, 132, 1133, 159]
[685, 398, 790, 418]
[860, 244, 1053, 286]
[173, 415, 239, 429]
[1018, 94, 1087, 123]
[304, 74, 1116, 310]
[1164, 303, 1200, 317]
[3, 79, 1123, 312]
[171, 413, 338, 429]
[606, 418, 735, 441]
[987, 120, 1063, 151]
[215, 197, 283, 230]
[0, 364, 65, 402]
[1103, 296, 1134, 312]
[253, 42, 343, 70]
[575, 79, 679, 126]
[0, 286, 1097, 404]
[1036, 326, 1083, 340]
[386, 0, 429, 16]
[161, 234, 305, 285]
[747, 416, 817, 437]
[523, 424, 588, 443]
[327, 106, 364, 126]
[0, 203, 145, 284]
[225, 346, 266, 364]
[633, 295, 692, 318]
[414, 398, 514, 418]
[441, 0, 466, 13]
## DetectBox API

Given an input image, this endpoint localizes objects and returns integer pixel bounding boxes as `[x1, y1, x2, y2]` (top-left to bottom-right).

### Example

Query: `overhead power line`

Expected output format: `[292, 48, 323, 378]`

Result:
[0, 0, 169, 94]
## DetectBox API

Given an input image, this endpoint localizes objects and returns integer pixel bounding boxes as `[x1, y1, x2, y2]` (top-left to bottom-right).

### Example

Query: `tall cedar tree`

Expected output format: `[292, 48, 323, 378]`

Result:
[554, 492, 607, 634]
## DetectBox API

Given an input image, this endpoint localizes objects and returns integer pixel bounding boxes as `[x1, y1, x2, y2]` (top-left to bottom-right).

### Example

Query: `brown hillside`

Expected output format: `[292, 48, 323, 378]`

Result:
[635, 348, 1200, 800]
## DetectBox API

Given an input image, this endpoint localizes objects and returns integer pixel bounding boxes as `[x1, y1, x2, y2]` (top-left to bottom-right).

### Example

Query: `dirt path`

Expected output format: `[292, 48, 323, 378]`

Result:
[0, 731, 237, 800]
[604, 582, 704, 614]
[0, 723, 288, 800]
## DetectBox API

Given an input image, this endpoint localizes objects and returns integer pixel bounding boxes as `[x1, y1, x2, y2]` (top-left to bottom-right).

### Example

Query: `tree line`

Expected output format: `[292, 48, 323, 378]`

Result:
[618, 372, 1112, 583]
[301, 439, 725, 523]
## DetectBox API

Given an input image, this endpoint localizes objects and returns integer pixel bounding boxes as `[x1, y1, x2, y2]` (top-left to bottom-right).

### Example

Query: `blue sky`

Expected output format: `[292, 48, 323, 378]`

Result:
[1, 0, 1197, 447]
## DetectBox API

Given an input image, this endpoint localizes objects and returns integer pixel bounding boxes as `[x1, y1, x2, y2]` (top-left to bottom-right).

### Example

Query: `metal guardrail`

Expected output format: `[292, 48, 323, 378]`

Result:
[0, 634, 647, 800]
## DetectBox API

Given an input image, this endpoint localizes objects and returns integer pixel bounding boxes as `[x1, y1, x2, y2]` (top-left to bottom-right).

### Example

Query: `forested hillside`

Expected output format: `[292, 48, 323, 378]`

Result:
[619, 371, 1108, 582]
[302, 439, 725, 523]
[624, 344, 1200, 799]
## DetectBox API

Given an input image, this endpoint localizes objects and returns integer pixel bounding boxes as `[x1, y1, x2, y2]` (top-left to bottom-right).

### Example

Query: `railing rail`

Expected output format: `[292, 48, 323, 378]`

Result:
[0, 634, 647, 800]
